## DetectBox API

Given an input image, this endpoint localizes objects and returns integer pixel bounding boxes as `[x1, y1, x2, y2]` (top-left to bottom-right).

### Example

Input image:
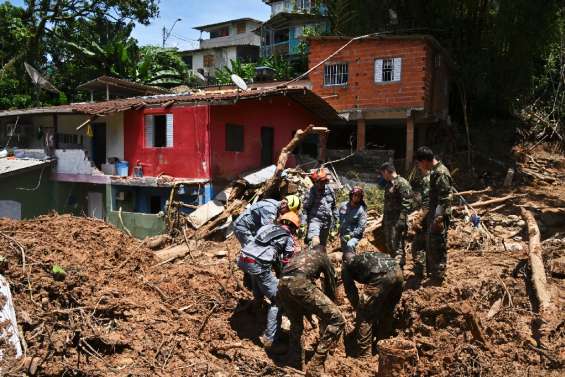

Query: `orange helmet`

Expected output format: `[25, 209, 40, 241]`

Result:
[279, 211, 301, 229]
[311, 168, 329, 182]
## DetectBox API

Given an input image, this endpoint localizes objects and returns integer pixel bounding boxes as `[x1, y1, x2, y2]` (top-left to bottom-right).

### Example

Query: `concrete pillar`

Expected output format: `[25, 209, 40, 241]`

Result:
[356, 118, 366, 152]
[105, 84, 110, 100]
[405, 115, 415, 171]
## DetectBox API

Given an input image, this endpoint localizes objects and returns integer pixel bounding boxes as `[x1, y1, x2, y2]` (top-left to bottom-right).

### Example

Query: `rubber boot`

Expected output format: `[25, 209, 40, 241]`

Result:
[285, 345, 305, 370]
[305, 352, 325, 377]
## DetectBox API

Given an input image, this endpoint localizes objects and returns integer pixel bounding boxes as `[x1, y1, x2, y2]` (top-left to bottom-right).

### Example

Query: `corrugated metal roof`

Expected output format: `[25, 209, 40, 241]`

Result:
[0, 158, 52, 178]
[77, 76, 171, 96]
[0, 86, 340, 122]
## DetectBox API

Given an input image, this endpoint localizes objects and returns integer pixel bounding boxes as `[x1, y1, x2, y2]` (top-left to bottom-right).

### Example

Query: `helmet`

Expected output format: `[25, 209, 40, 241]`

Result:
[350, 186, 364, 199]
[311, 168, 330, 182]
[284, 195, 300, 212]
[279, 211, 301, 229]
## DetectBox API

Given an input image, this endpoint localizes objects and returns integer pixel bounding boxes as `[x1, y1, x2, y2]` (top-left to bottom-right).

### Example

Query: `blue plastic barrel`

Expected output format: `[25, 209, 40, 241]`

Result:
[116, 161, 129, 177]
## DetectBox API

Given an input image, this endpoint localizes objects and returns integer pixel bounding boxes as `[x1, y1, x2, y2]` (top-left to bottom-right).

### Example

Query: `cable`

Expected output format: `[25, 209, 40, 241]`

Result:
[16, 164, 46, 191]
[4, 116, 20, 150]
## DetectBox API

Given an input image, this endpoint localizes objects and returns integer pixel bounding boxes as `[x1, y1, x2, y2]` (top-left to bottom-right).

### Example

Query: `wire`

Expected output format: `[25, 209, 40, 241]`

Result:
[16, 164, 46, 191]
[4, 116, 20, 150]
[283, 32, 389, 86]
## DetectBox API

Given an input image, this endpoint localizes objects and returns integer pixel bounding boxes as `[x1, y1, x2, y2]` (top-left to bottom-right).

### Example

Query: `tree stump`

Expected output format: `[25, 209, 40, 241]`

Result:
[377, 338, 418, 377]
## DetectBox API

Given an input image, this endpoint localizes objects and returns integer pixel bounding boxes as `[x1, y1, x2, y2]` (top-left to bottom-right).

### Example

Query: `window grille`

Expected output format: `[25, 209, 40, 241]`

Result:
[323, 63, 348, 86]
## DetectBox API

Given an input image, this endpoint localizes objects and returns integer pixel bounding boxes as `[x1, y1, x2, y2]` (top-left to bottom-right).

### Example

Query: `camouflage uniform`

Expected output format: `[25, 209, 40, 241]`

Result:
[234, 199, 280, 247]
[383, 176, 413, 266]
[338, 201, 367, 253]
[342, 252, 403, 356]
[302, 185, 338, 247]
[410, 172, 430, 277]
[278, 250, 345, 375]
[237, 224, 296, 342]
[425, 162, 453, 282]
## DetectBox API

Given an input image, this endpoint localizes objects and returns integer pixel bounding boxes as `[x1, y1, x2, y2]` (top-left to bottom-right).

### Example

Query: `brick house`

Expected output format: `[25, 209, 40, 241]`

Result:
[308, 35, 452, 169]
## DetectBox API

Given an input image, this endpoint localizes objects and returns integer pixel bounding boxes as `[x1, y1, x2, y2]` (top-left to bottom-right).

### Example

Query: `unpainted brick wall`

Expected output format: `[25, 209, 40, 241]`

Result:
[308, 38, 434, 112]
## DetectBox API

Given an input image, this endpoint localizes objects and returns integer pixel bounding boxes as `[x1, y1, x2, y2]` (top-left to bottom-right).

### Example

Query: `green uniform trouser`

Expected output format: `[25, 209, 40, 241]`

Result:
[278, 276, 345, 369]
[384, 215, 406, 266]
[356, 267, 404, 356]
[426, 215, 450, 280]
[411, 228, 427, 276]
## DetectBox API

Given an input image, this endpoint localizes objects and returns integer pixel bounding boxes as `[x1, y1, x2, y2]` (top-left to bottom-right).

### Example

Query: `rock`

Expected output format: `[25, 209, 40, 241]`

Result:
[550, 256, 565, 277]
[214, 250, 228, 258]
[505, 242, 524, 252]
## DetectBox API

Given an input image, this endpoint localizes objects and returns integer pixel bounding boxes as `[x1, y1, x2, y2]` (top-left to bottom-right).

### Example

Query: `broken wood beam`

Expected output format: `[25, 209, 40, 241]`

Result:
[259, 124, 318, 198]
[455, 187, 492, 197]
[193, 199, 247, 240]
[454, 193, 525, 211]
[520, 208, 551, 311]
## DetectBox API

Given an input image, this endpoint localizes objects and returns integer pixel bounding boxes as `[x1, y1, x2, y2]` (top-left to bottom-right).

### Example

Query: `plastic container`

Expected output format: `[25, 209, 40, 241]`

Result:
[116, 161, 129, 177]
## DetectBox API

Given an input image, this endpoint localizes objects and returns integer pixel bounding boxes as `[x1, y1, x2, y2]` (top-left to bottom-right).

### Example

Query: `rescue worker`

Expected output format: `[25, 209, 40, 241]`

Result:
[409, 168, 430, 278]
[415, 146, 453, 284]
[234, 195, 301, 248]
[236, 211, 301, 350]
[341, 250, 403, 357]
[302, 169, 337, 251]
[379, 162, 413, 267]
[277, 247, 345, 376]
[338, 186, 368, 253]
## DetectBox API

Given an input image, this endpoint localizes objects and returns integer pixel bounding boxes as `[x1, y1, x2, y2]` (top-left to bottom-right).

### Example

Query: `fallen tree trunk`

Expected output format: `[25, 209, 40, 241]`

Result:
[454, 193, 524, 211]
[259, 125, 329, 198]
[520, 208, 551, 311]
[455, 187, 492, 196]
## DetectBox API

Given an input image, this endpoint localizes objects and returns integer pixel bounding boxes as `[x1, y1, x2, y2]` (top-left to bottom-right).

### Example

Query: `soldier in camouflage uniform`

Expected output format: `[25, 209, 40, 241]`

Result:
[277, 247, 345, 376]
[342, 251, 403, 357]
[409, 168, 430, 278]
[379, 162, 413, 267]
[415, 146, 453, 284]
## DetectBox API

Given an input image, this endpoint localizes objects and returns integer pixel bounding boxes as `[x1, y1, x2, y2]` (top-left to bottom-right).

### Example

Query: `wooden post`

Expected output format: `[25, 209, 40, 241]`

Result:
[318, 129, 329, 162]
[356, 118, 366, 152]
[405, 114, 414, 171]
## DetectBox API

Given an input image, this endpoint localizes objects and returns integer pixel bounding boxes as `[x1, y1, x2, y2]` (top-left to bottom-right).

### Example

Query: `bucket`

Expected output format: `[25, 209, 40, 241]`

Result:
[116, 161, 129, 177]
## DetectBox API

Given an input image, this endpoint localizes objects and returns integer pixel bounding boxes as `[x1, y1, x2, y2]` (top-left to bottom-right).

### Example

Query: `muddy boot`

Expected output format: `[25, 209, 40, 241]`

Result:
[284, 343, 305, 370]
[305, 353, 325, 377]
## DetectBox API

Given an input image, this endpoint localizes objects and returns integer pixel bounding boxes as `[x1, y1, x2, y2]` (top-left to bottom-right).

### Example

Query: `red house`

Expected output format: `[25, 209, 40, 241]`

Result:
[308, 35, 452, 169]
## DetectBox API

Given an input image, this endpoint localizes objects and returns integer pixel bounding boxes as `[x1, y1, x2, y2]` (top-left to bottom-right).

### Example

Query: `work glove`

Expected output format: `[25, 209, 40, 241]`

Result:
[431, 215, 445, 233]
[395, 215, 408, 232]
[343, 234, 352, 242]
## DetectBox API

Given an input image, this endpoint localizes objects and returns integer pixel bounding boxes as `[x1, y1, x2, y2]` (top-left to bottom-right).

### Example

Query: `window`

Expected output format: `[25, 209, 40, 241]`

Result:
[210, 26, 229, 38]
[375, 57, 402, 83]
[182, 55, 193, 70]
[203, 54, 215, 68]
[324, 63, 348, 86]
[236, 22, 246, 34]
[225, 124, 244, 152]
[296, 0, 312, 12]
[144, 114, 173, 148]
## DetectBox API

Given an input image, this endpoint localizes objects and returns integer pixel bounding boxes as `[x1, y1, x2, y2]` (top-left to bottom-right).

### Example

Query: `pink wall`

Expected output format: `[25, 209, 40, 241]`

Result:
[123, 105, 211, 179]
[210, 96, 322, 182]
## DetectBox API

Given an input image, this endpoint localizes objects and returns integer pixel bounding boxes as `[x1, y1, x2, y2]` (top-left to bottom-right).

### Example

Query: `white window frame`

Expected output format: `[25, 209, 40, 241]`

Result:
[144, 114, 173, 148]
[323, 62, 349, 87]
[374, 57, 402, 83]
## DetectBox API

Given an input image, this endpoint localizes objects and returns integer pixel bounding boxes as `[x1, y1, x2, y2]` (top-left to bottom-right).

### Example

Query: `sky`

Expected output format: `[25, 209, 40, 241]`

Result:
[7, 0, 271, 50]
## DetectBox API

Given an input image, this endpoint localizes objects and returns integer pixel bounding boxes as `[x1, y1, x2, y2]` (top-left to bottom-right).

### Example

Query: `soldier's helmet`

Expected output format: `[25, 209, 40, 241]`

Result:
[279, 211, 301, 229]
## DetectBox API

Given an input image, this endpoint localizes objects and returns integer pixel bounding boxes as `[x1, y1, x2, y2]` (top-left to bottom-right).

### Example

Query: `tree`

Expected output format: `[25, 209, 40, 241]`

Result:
[136, 46, 190, 87]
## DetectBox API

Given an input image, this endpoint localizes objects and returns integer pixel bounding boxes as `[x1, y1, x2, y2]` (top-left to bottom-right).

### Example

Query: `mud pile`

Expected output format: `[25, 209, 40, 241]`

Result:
[1, 213, 563, 376]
